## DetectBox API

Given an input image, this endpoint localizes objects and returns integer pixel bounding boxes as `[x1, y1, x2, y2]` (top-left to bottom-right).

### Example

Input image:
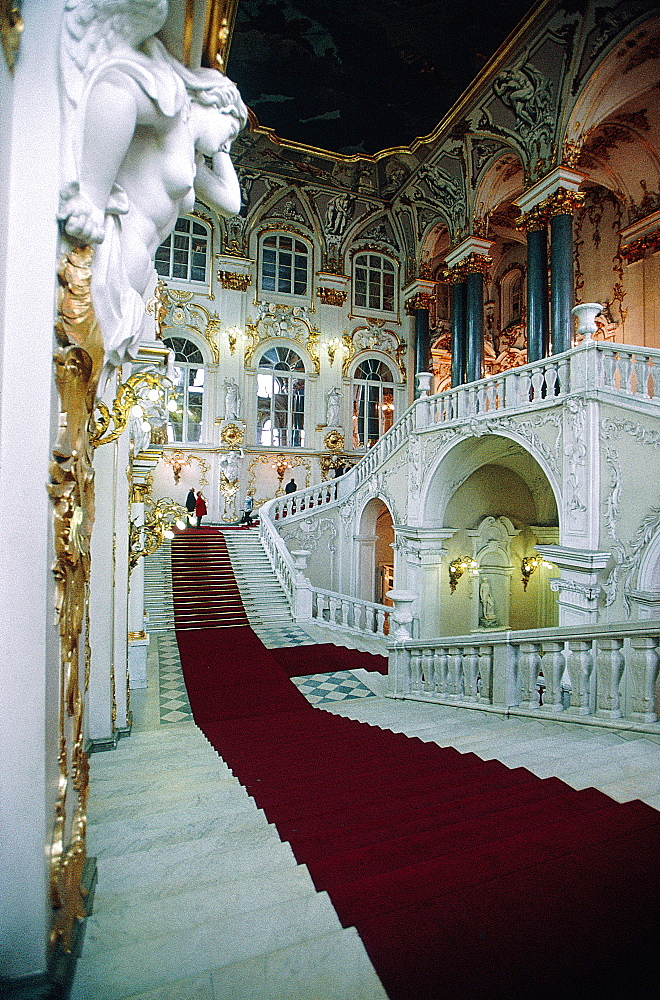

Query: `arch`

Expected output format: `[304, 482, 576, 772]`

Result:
[162, 333, 208, 444]
[154, 214, 212, 289]
[421, 432, 561, 532]
[349, 354, 398, 450]
[255, 342, 309, 448]
[356, 496, 395, 604]
[472, 148, 525, 220]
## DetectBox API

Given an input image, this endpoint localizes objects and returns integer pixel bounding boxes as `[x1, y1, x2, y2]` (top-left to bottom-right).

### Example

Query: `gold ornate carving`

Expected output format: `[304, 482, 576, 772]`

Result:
[516, 204, 548, 232]
[620, 230, 660, 264]
[462, 253, 492, 277]
[545, 188, 584, 218]
[161, 451, 210, 487]
[324, 430, 345, 453]
[247, 453, 312, 498]
[127, 630, 147, 641]
[218, 269, 252, 290]
[245, 303, 321, 373]
[130, 482, 151, 503]
[48, 247, 105, 954]
[145, 281, 169, 340]
[405, 292, 434, 315]
[129, 496, 188, 572]
[341, 323, 407, 381]
[317, 287, 347, 306]
[162, 289, 221, 363]
[221, 422, 245, 447]
[92, 370, 169, 448]
[1, 0, 22, 73]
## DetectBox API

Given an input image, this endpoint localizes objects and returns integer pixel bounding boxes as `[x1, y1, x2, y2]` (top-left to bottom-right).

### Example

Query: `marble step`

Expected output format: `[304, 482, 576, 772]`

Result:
[72, 891, 344, 1000]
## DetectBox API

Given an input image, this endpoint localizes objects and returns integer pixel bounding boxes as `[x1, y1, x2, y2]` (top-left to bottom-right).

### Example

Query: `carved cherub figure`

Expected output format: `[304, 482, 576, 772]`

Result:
[58, 0, 247, 382]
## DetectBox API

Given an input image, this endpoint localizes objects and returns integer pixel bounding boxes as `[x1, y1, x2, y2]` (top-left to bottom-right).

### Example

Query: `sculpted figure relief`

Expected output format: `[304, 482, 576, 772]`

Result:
[223, 378, 241, 421]
[326, 387, 342, 427]
[58, 0, 247, 382]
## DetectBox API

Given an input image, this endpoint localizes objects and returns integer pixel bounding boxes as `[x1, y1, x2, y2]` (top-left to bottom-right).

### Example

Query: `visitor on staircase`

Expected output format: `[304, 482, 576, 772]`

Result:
[195, 490, 207, 528]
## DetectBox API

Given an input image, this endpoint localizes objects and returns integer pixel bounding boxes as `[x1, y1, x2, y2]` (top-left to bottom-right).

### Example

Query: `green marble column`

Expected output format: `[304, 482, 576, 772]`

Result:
[465, 270, 484, 384]
[526, 223, 549, 362]
[550, 211, 574, 355]
[451, 279, 467, 387]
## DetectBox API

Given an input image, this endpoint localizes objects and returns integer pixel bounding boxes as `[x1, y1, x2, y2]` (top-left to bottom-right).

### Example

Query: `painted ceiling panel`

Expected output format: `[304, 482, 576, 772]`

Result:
[226, 0, 537, 155]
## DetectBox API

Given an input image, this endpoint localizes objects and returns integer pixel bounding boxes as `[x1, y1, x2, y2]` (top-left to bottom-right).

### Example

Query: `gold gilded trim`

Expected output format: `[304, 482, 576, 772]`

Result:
[218, 269, 252, 290]
[1, 1, 23, 73]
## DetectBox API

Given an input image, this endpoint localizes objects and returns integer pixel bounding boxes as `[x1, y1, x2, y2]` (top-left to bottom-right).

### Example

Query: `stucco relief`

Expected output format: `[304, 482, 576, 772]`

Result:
[601, 417, 660, 611]
[563, 397, 588, 530]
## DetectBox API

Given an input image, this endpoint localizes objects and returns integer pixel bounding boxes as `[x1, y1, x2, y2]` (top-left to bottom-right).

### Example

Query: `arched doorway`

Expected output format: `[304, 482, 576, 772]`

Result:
[423, 435, 560, 636]
[357, 497, 394, 604]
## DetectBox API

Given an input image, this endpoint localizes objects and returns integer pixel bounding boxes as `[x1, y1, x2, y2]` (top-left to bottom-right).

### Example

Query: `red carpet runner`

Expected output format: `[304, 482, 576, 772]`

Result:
[172, 529, 660, 999]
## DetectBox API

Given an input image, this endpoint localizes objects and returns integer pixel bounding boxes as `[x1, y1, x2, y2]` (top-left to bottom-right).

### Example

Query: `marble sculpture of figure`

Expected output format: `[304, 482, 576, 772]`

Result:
[58, 0, 247, 383]
[326, 387, 342, 426]
[224, 378, 240, 421]
[219, 448, 243, 484]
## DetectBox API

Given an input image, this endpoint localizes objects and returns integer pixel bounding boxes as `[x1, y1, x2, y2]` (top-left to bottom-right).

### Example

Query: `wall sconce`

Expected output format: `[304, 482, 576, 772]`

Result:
[92, 370, 171, 448]
[449, 556, 478, 593]
[129, 496, 188, 572]
[325, 337, 348, 365]
[271, 454, 293, 491]
[224, 325, 243, 355]
[162, 451, 191, 485]
[521, 554, 552, 590]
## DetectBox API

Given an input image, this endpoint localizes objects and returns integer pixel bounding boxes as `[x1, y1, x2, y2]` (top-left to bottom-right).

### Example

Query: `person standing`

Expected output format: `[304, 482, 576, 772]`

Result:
[195, 491, 207, 529]
[284, 478, 297, 495]
[185, 487, 196, 525]
[240, 490, 255, 526]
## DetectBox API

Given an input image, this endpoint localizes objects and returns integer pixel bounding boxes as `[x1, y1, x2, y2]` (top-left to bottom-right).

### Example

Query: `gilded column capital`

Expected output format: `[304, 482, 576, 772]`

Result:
[462, 253, 492, 278]
[405, 291, 434, 315]
[516, 204, 548, 232]
[545, 187, 585, 218]
[317, 287, 347, 306]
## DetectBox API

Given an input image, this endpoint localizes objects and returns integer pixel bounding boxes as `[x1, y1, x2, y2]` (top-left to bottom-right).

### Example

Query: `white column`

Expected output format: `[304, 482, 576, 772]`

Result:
[128, 499, 149, 689]
[113, 429, 131, 733]
[0, 0, 67, 979]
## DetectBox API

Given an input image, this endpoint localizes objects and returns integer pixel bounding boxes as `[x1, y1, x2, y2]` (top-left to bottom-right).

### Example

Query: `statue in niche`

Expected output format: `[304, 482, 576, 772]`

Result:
[223, 378, 241, 421]
[479, 577, 500, 628]
[58, 0, 247, 385]
[326, 387, 342, 427]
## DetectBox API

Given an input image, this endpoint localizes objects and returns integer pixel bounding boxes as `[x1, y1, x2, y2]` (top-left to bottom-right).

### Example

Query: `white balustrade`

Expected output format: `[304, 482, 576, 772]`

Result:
[309, 586, 390, 639]
[388, 624, 660, 731]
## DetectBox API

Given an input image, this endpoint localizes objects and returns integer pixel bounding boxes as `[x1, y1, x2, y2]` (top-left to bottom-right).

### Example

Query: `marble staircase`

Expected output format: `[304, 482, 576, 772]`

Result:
[143, 540, 175, 633]
[73, 717, 387, 1000]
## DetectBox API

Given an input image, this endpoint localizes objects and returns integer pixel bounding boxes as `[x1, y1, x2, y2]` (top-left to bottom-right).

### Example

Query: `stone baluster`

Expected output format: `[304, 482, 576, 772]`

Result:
[517, 368, 532, 404]
[518, 641, 542, 708]
[531, 366, 545, 401]
[566, 639, 594, 715]
[477, 382, 487, 413]
[544, 363, 558, 397]
[448, 646, 462, 698]
[462, 645, 480, 701]
[340, 599, 351, 628]
[539, 640, 565, 712]
[628, 635, 660, 722]
[478, 645, 493, 704]
[435, 647, 449, 695]
[619, 352, 632, 393]
[376, 607, 387, 635]
[409, 648, 422, 693]
[556, 355, 570, 396]
[595, 636, 625, 719]
[420, 647, 434, 692]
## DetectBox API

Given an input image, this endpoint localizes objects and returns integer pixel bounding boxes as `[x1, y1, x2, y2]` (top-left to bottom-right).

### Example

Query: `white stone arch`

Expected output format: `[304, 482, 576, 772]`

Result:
[251, 338, 315, 450]
[472, 147, 525, 221]
[346, 351, 403, 450]
[419, 430, 562, 533]
[354, 493, 396, 603]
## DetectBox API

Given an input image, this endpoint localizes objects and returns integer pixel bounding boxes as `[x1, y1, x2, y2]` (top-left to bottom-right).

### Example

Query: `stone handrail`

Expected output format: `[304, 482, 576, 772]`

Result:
[389, 621, 660, 731]
[597, 344, 660, 401]
[311, 587, 391, 639]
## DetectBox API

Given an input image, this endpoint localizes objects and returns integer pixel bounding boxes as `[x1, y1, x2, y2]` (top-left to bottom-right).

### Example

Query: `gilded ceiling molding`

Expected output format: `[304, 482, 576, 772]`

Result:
[48, 246, 105, 955]
[317, 287, 347, 306]
[341, 323, 407, 381]
[1, 0, 22, 72]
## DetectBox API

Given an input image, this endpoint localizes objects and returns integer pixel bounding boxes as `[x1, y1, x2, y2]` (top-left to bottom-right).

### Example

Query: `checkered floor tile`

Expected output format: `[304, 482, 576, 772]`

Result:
[157, 633, 193, 724]
[253, 624, 316, 648]
[291, 670, 376, 705]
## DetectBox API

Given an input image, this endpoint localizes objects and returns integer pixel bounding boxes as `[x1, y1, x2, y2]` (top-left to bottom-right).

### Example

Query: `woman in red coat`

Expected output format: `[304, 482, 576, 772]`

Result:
[195, 491, 207, 528]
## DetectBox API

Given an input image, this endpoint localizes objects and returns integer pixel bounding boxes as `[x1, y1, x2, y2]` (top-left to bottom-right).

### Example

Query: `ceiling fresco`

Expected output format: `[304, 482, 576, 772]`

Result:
[226, 0, 537, 155]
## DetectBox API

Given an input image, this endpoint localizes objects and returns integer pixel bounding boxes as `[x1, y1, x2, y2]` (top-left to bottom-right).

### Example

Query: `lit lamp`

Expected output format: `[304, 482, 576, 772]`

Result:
[271, 454, 293, 493]
[448, 556, 478, 593]
[325, 337, 348, 365]
[224, 325, 243, 355]
[521, 554, 552, 590]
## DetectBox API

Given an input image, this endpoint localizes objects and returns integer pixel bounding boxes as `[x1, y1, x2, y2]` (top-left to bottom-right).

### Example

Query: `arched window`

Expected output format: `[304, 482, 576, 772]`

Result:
[353, 253, 396, 313]
[352, 357, 395, 449]
[500, 266, 525, 329]
[260, 233, 310, 297]
[257, 345, 307, 447]
[163, 336, 206, 443]
[155, 217, 210, 284]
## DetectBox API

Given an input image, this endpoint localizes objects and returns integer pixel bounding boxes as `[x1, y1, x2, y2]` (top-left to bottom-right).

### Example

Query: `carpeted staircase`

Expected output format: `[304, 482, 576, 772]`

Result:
[172, 528, 660, 1000]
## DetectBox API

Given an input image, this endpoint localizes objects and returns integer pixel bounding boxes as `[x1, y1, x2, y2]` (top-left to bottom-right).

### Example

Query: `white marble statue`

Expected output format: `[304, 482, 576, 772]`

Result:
[58, 0, 247, 383]
[479, 577, 500, 628]
[326, 387, 342, 426]
[219, 448, 243, 484]
[223, 378, 241, 421]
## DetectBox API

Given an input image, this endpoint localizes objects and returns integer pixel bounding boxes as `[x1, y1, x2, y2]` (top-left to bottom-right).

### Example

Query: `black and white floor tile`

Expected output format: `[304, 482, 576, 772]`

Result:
[157, 632, 193, 724]
[291, 670, 377, 706]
